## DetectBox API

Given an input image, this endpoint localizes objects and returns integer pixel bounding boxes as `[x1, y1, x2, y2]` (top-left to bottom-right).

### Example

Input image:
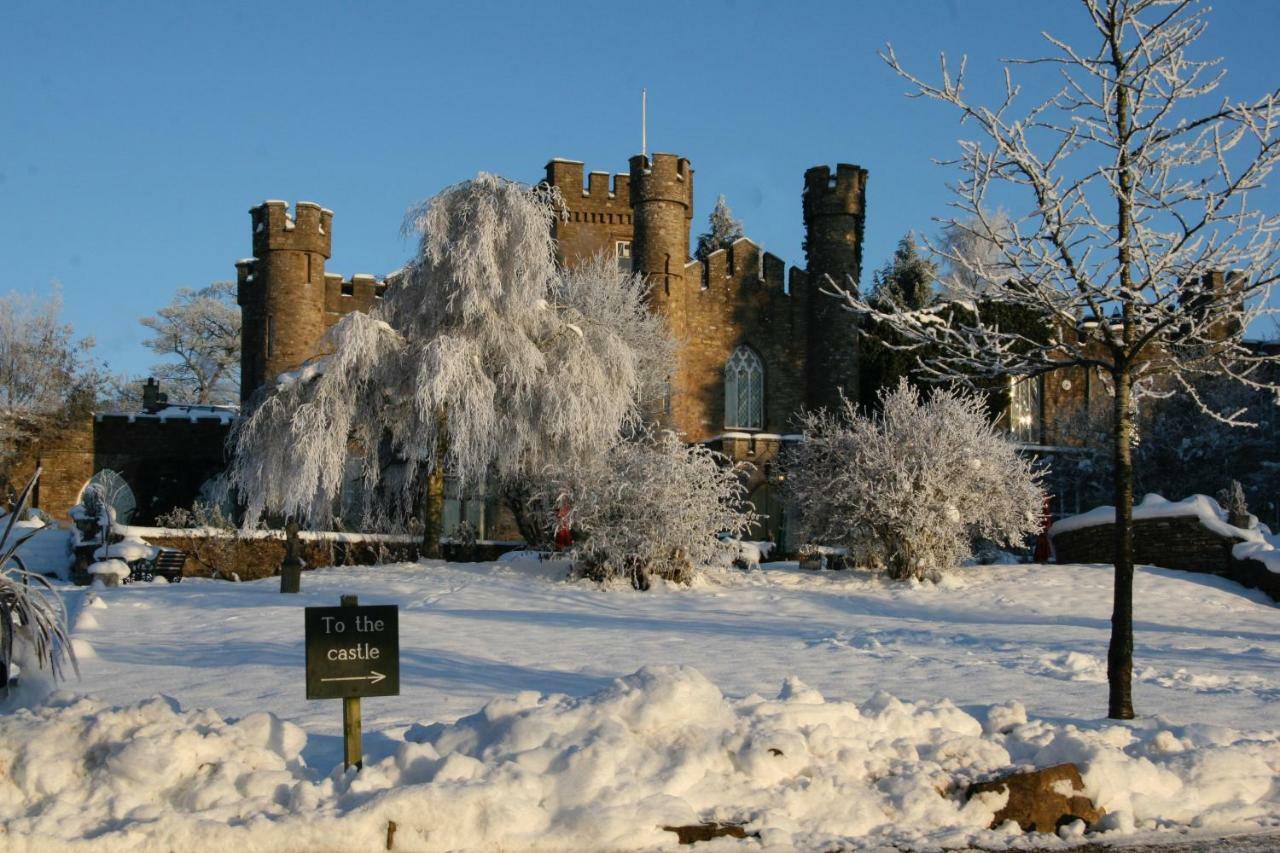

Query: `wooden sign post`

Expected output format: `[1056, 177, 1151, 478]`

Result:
[305, 595, 400, 771]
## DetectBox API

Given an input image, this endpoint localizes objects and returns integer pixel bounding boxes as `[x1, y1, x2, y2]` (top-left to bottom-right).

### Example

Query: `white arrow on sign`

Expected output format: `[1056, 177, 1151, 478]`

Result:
[320, 671, 386, 685]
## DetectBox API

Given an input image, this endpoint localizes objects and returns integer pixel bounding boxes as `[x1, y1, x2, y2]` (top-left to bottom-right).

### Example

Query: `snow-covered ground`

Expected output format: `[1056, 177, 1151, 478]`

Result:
[3, 557, 1278, 851]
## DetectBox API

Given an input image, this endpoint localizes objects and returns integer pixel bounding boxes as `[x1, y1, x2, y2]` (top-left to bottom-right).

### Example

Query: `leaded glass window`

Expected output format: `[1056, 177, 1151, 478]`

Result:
[725, 346, 764, 429]
[1009, 375, 1042, 444]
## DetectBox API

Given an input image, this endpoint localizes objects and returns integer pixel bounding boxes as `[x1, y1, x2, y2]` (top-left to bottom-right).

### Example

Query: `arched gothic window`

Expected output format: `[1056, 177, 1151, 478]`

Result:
[724, 346, 764, 429]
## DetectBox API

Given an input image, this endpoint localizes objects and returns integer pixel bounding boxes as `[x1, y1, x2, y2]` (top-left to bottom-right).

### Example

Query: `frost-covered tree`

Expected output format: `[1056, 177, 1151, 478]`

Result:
[0, 289, 101, 498]
[862, 234, 940, 396]
[544, 430, 754, 589]
[141, 281, 240, 405]
[227, 174, 674, 551]
[785, 380, 1044, 581]
[694, 195, 745, 261]
[869, 233, 937, 311]
[0, 288, 94, 417]
[937, 211, 1013, 300]
[835, 0, 1280, 718]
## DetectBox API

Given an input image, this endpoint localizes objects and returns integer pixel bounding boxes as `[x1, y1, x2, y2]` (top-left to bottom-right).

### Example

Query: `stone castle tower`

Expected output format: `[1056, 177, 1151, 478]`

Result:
[802, 163, 867, 411]
[236, 202, 388, 402]
[236, 154, 868, 468]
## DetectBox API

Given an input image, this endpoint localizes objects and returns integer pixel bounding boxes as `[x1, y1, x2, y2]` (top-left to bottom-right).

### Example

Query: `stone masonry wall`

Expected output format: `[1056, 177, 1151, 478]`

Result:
[93, 415, 233, 524]
[545, 160, 634, 268]
[1051, 514, 1279, 601]
[674, 240, 807, 441]
[119, 530, 420, 581]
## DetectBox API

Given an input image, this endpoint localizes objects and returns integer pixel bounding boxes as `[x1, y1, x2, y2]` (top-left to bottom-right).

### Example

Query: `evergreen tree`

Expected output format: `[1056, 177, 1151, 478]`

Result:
[868, 233, 937, 310]
[694, 195, 744, 261]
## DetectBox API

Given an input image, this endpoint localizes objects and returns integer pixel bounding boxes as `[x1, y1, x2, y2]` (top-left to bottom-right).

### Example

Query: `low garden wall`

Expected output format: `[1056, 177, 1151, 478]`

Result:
[110, 526, 422, 582]
[1050, 500, 1280, 602]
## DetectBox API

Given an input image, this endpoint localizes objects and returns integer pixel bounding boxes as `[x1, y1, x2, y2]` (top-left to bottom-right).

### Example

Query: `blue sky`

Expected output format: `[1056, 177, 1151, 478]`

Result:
[3, 0, 1278, 379]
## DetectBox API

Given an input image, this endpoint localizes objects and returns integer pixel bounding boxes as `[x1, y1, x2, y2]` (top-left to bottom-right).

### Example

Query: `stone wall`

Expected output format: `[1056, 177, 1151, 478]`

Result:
[545, 160, 634, 268]
[1051, 514, 1279, 601]
[113, 529, 421, 582]
[16, 415, 96, 518]
[673, 241, 807, 442]
[93, 414, 233, 524]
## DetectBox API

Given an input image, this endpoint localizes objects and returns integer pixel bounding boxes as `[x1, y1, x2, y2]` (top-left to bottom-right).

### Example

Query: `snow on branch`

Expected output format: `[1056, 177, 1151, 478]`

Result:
[855, 3, 1280, 422]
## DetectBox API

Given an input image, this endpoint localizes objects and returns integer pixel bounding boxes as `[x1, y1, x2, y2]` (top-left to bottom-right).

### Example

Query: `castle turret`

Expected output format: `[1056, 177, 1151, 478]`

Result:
[802, 164, 867, 410]
[237, 200, 333, 402]
[628, 153, 693, 316]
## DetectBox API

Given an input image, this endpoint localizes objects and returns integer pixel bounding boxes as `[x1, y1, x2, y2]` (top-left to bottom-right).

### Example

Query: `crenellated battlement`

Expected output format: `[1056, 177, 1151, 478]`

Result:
[544, 160, 631, 204]
[628, 153, 693, 214]
[324, 272, 388, 316]
[803, 164, 867, 218]
[251, 200, 333, 258]
[696, 239, 788, 291]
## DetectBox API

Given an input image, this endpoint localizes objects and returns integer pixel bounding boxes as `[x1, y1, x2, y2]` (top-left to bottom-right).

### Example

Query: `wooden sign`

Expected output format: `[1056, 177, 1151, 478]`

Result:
[305, 602, 400, 700]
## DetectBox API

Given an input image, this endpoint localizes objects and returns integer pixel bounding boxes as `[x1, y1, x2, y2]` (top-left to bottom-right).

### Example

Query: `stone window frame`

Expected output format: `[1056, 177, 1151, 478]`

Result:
[725, 345, 765, 430]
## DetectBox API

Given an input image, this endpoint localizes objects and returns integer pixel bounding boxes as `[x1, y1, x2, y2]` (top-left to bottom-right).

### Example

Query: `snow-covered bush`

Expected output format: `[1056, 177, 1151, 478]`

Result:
[546, 431, 754, 589]
[228, 175, 673, 535]
[785, 380, 1044, 581]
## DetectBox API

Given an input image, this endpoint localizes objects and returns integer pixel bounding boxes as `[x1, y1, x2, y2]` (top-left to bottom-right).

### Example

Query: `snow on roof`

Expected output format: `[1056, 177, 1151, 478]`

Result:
[1050, 493, 1280, 574]
[95, 404, 238, 424]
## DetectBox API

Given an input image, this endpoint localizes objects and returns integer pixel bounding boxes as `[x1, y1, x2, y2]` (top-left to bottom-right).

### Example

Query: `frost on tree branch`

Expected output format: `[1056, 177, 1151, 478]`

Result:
[784, 381, 1045, 582]
[836, 0, 1280, 719]
[541, 429, 755, 589]
[830, 1, 1280, 421]
[227, 174, 674, 530]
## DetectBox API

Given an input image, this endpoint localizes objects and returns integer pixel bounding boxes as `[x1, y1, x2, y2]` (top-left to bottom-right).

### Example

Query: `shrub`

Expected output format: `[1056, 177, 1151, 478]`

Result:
[1, 469, 77, 698]
[785, 380, 1044, 581]
[546, 431, 755, 589]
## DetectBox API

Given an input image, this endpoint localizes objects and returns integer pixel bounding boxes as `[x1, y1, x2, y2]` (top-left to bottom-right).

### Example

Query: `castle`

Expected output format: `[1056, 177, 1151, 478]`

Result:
[19, 150, 1127, 541]
[232, 153, 871, 545]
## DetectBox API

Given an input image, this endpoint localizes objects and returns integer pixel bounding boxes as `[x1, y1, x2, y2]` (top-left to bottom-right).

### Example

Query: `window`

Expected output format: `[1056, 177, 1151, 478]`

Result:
[615, 240, 632, 272]
[442, 476, 486, 540]
[1009, 375, 1042, 444]
[725, 346, 764, 429]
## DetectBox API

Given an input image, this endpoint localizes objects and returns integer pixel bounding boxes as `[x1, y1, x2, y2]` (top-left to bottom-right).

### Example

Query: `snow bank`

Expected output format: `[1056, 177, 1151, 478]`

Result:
[87, 559, 130, 581]
[7, 520, 72, 577]
[1050, 493, 1280, 573]
[94, 536, 159, 563]
[3, 666, 1279, 851]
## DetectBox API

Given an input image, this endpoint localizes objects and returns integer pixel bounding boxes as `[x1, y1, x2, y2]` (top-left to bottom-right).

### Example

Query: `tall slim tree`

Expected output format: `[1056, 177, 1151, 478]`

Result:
[694, 195, 745, 261]
[141, 281, 241, 405]
[835, 0, 1280, 718]
[869, 233, 938, 310]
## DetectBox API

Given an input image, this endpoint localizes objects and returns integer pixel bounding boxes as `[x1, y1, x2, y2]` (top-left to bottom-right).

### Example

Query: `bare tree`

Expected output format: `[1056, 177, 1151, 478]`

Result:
[0, 287, 94, 417]
[834, 0, 1280, 718]
[141, 281, 240, 405]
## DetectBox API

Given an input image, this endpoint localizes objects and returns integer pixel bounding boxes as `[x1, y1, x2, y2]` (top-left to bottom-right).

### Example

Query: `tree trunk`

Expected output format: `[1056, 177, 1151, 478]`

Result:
[1107, 367, 1136, 719]
[419, 469, 444, 560]
[280, 518, 302, 594]
[502, 480, 545, 548]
